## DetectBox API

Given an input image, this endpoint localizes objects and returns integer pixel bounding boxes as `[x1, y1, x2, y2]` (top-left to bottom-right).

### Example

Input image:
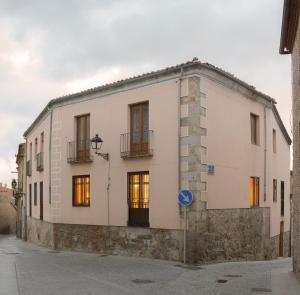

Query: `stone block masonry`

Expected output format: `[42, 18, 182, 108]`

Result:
[27, 217, 183, 261]
[27, 211, 288, 263]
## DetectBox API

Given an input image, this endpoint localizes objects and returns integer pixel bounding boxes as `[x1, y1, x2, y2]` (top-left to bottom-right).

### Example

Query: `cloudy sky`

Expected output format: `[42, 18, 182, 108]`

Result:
[0, 0, 291, 186]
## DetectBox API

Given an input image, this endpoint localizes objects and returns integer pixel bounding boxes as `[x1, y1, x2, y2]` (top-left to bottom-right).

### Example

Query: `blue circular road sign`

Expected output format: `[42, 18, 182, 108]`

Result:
[178, 190, 193, 206]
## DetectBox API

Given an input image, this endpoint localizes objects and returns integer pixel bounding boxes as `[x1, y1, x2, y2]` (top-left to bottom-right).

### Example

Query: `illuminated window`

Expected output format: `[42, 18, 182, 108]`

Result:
[128, 172, 149, 227]
[250, 177, 259, 207]
[250, 113, 259, 145]
[72, 175, 90, 207]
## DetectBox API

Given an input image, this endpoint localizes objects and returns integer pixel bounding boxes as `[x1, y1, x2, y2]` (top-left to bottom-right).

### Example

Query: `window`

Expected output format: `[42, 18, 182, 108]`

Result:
[76, 114, 90, 160]
[273, 179, 277, 202]
[73, 175, 90, 206]
[250, 113, 259, 145]
[273, 129, 276, 153]
[128, 172, 149, 227]
[30, 142, 32, 161]
[130, 102, 149, 153]
[250, 177, 259, 207]
[29, 184, 32, 216]
[40, 182, 43, 220]
[34, 137, 38, 156]
[34, 182, 37, 206]
[41, 132, 44, 153]
[281, 181, 285, 216]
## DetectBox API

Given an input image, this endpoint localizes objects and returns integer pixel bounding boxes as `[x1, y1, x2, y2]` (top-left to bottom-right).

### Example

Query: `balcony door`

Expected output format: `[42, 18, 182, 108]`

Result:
[128, 172, 149, 227]
[130, 102, 149, 153]
[76, 114, 90, 160]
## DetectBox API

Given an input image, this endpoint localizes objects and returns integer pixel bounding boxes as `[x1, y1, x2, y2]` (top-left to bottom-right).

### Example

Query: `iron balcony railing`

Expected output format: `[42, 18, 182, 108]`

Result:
[67, 140, 93, 164]
[26, 160, 32, 176]
[120, 130, 153, 159]
[36, 152, 44, 171]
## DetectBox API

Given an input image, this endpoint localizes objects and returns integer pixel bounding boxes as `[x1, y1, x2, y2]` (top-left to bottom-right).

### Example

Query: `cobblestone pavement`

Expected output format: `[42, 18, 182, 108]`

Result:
[0, 235, 299, 295]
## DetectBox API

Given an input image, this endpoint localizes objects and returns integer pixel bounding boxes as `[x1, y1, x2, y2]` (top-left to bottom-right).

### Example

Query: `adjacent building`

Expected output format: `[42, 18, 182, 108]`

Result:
[0, 183, 16, 234]
[15, 143, 27, 240]
[23, 59, 291, 263]
[280, 0, 300, 275]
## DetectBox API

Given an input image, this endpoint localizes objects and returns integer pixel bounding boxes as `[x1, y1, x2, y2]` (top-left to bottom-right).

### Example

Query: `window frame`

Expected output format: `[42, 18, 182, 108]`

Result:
[72, 175, 91, 207]
[273, 179, 277, 202]
[29, 183, 32, 216]
[250, 176, 260, 208]
[250, 113, 259, 145]
[281, 181, 285, 217]
[273, 129, 277, 153]
[127, 171, 150, 227]
[34, 182, 37, 206]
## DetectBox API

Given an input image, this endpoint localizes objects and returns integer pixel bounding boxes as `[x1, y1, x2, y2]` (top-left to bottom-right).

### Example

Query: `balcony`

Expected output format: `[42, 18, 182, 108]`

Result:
[67, 140, 93, 164]
[120, 130, 153, 159]
[36, 152, 44, 171]
[26, 160, 32, 176]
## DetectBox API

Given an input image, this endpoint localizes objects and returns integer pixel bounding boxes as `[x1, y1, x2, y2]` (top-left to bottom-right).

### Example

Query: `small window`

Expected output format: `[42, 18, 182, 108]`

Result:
[281, 181, 285, 217]
[250, 177, 259, 207]
[73, 175, 90, 206]
[273, 179, 277, 202]
[30, 142, 32, 161]
[41, 132, 44, 153]
[273, 129, 276, 153]
[250, 113, 259, 145]
[29, 184, 32, 216]
[34, 138, 38, 156]
[34, 182, 37, 206]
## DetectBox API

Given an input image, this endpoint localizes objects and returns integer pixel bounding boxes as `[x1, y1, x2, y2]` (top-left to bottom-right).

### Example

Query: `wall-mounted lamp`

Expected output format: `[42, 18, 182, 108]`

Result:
[91, 134, 109, 161]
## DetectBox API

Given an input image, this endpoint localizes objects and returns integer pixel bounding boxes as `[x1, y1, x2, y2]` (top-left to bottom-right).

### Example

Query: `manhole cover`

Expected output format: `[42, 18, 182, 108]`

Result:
[98, 254, 108, 257]
[251, 288, 272, 293]
[174, 264, 205, 270]
[131, 279, 154, 284]
[217, 279, 228, 283]
[224, 274, 242, 278]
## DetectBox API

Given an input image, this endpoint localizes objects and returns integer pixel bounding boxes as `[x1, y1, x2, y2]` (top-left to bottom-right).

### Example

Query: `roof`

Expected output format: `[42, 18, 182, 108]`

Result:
[23, 59, 291, 145]
[280, 0, 300, 54]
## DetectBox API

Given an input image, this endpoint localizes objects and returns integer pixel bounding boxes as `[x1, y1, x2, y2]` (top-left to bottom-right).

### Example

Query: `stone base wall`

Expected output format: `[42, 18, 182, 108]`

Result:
[27, 211, 287, 263]
[270, 231, 291, 258]
[187, 207, 281, 264]
[27, 217, 182, 261]
[27, 217, 55, 249]
[54, 223, 183, 261]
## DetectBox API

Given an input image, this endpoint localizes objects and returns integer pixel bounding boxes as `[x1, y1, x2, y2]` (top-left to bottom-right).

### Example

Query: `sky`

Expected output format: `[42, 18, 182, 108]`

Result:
[0, 0, 292, 186]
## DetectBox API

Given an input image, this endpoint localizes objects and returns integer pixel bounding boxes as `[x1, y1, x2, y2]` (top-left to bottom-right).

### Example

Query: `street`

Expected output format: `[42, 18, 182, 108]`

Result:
[0, 234, 299, 295]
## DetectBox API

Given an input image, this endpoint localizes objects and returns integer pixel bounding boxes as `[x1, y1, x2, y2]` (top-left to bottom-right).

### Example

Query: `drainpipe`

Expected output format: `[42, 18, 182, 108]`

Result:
[49, 108, 53, 205]
[178, 68, 183, 191]
[264, 106, 267, 202]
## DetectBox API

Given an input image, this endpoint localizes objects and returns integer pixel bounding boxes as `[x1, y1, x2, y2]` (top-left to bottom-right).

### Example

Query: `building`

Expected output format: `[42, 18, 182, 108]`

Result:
[280, 0, 300, 275]
[0, 183, 16, 234]
[15, 143, 27, 240]
[23, 59, 291, 263]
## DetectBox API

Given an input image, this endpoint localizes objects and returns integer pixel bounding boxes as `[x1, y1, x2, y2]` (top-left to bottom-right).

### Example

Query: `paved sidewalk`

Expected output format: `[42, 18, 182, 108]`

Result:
[0, 235, 299, 295]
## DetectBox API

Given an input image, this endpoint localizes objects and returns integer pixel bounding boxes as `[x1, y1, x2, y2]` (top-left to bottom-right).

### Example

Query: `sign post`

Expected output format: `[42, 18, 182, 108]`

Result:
[177, 189, 193, 264]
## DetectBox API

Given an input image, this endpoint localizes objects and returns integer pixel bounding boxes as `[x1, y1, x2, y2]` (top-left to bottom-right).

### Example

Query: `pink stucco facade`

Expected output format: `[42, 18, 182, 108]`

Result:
[25, 61, 290, 246]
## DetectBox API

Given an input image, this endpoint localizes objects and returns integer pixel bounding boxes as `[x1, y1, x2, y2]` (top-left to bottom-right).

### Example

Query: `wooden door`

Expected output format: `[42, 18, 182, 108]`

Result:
[279, 221, 284, 257]
[130, 102, 149, 153]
